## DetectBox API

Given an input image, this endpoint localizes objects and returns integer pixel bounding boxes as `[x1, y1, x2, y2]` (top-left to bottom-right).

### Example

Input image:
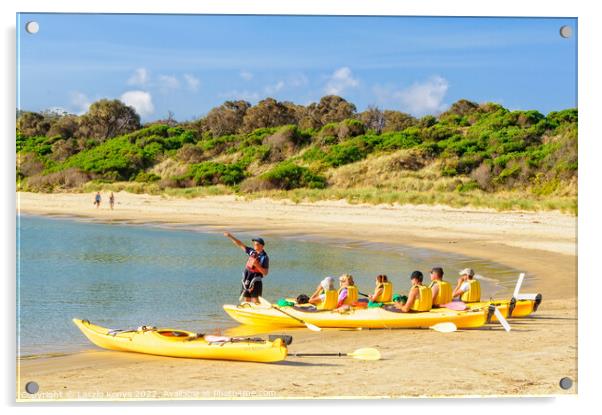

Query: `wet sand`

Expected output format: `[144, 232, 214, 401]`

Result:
[16, 191, 577, 399]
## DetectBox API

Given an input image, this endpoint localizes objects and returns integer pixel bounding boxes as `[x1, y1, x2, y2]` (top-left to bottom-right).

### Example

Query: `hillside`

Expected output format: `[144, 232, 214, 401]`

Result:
[16, 97, 577, 214]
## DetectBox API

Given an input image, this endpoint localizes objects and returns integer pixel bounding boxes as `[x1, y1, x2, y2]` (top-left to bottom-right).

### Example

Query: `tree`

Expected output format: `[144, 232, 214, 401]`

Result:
[47, 115, 80, 139]
[17, 111, 51, 137]
[358, 106, 385, 134]
[442, 99, 480, 118]
[76, 99, 141, 141]
[204, 100, 250, 137]
[300, 95, 356, 129]
[241, 98, 297, 132]
[383, 110, 417, 132]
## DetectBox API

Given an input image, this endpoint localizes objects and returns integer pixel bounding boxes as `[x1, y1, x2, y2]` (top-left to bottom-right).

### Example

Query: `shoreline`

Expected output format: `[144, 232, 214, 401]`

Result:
[16, 191, 577, 399]
[18, 191, 576, 300]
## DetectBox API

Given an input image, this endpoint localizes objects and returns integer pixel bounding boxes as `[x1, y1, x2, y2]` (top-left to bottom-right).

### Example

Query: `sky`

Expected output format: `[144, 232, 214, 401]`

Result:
[17, 14, 577, 122]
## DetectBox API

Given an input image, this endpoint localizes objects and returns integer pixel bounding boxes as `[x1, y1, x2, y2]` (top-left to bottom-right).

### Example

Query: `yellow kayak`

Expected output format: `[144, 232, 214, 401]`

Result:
[465, 294, 542, 322]
[222, 302, 488, 329]
[72, 319, 287, 363]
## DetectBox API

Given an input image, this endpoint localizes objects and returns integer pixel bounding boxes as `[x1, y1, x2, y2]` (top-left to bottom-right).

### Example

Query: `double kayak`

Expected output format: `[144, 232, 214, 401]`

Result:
[73, 318, 287, 363]
[222, 302, 489, 329]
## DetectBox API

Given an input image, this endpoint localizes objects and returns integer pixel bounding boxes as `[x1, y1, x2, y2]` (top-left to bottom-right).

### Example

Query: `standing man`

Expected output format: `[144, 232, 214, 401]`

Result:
[224, 232, 269, 304]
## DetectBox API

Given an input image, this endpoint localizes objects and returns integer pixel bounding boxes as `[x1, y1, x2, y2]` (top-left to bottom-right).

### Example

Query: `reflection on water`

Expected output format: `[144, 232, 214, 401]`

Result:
[17, 214, 527, 355]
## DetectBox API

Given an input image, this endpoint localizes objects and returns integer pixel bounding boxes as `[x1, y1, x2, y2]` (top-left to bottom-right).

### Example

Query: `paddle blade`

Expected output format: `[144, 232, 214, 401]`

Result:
[305, 322, 322, 332]
[515, 293, 539, 301]
[513, 273, 525, 298]
[348, 348, 381, 361]
[441, 301, 467, 311]
[494, 307, 511, 332]
[430, 322, 457, 333]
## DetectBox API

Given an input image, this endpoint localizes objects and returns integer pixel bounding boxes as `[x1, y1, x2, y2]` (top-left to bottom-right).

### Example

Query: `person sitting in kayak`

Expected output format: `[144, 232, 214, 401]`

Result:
[368, 274, 393, 303]
[337, 274, 358, 307]
[308, 276, 338, 309]
[452, 267, 481, 303]
[224, 232, 269, 304]
[394, 271, 432, 312]
[429, 267, 452, 307]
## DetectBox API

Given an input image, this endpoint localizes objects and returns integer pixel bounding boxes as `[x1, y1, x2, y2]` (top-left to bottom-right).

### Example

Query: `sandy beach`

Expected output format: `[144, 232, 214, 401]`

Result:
[16, 191, 577, 399]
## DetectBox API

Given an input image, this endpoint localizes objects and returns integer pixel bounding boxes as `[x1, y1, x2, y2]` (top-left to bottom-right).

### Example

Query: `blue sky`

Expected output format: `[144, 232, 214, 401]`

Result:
[17, 14, 577, 122]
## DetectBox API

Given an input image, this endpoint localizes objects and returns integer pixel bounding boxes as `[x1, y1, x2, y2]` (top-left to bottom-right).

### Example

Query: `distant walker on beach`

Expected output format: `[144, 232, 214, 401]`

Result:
[223, 232, 269, 304]
[109, 192, 115, 210]
[93, 192, 101, 208]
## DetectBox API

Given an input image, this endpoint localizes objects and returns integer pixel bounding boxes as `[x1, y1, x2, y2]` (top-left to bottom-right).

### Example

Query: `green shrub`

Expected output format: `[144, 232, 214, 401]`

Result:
[135, 171, 161, 183]
[185, 162, 246, 186]
[261, 162, 326, 190]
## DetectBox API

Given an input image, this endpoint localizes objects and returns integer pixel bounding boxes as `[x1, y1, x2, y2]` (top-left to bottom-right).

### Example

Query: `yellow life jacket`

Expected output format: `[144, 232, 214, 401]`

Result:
[429, 280, 452, 306]
[339, 285, 358, 305]
[318, 290, 338, 310]
[373, 282, 393, 303]
[460, 279, 481, 303]
[410, 285, 433, 312]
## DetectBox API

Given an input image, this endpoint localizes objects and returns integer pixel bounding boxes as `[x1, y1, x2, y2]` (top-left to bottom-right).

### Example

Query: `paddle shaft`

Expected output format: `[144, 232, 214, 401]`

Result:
[271, 305, 311, 325]
[292, 353, 347, 357]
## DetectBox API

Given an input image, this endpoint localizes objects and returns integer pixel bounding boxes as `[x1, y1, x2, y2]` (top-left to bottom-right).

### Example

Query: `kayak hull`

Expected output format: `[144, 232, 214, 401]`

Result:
[72, 319, 287, 363]
[466, 297, 541, 322]
[222, 304, 487, 329]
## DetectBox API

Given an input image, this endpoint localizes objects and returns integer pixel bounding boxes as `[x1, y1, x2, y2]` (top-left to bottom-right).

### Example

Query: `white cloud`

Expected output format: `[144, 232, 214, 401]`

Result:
[398, 76, 449, 115]
[264, 81, 285, 95]
[240, 71, 254, 81]
[324, 67, 359, 95]
[288, 73, 309, 88]
[157, 75, 180, 92]
[183, 74, 200, 92]
[127, 68, 149, 86]
[373, 76, 449, 116]
[70, 91, 91, 114]
[120, 90, 154, 117]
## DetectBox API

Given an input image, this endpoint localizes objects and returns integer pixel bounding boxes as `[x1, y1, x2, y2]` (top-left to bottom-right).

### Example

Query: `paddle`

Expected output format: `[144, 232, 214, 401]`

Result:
[515, 293, 539, 301]
[429, 322, 457, 333]
[291, 347, 381, 361]
[259, 297, 322, 332]
[494, 307, 512, 332]
[513, 273, 526, 298]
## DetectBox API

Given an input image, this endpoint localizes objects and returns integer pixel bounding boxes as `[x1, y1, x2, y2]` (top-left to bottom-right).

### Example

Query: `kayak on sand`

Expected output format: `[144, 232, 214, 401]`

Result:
[464, 294, 542, 321]
[222, 300, 490, 329]
[72, 318, 288, 363]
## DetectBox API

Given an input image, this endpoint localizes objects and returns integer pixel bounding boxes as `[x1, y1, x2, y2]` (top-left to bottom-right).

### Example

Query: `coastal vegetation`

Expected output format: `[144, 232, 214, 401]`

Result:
[16, 96, 577, 213]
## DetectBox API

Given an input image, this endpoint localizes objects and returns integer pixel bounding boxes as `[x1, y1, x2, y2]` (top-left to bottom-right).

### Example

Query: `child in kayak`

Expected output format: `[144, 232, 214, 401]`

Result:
[337, 274, 358, 307]
[309, 276, 337, 307]
[368, 274, 392, 302]
[394, 271, 433, 312]
[429, 267, 452, 307]
[452, 268, 481, 302]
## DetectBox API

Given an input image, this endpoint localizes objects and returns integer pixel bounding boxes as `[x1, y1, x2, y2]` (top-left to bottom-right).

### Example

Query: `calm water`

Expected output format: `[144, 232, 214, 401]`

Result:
[17, 214, 527, 356]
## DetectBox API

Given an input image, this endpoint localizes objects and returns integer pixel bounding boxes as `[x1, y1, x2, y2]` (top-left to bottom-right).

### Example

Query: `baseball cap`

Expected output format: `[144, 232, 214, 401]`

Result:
[251, 237, 265, 246]
[459, 268, 475, 277]
[321, 277, 335, 291]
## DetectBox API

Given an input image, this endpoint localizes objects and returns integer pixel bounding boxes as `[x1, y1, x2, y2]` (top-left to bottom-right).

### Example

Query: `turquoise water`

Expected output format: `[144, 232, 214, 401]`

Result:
[17, 214, 524, 356]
